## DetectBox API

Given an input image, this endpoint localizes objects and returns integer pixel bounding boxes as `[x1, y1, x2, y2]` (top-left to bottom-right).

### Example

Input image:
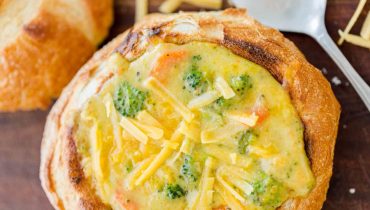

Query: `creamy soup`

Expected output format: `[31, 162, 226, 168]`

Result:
[75, 42, 314, 210]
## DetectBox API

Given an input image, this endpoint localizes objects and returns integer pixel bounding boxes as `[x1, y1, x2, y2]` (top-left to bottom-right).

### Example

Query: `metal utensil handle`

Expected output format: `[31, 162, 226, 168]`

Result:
[315, 29, 370, 111]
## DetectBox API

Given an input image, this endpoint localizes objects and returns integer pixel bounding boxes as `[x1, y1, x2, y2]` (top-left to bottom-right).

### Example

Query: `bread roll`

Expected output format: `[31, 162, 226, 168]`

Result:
[0, 0, 113, 111]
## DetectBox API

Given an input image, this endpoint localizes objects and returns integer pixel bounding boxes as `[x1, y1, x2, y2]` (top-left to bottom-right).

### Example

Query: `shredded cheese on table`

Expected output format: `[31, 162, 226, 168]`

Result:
[338, 0, 367, 45]
[338, 30, 370, 48]
[135, 0, 148, 22]
[159, 0, 182, 13]
[360, 11, 370, 40]
[159, 0, 222, 13]
[337, 0, 370, 49]
[183, 0, 222, 9]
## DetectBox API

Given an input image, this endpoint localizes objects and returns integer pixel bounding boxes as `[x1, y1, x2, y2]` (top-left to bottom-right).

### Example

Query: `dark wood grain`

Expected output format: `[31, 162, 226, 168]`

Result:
[0, 0, 369, 209]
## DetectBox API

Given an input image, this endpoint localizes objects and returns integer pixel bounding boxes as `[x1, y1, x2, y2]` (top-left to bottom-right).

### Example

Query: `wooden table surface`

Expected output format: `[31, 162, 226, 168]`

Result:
[0, 0, 369, 209]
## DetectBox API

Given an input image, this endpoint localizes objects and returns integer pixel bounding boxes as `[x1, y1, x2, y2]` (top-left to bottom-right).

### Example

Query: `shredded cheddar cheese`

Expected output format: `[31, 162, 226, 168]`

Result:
[226, 111, 259, 127]
[143, 77, 195, 122]
[187, 91, 221, 109]
[338, 0, 370, 49]
[339, 30, 370, 48]
[215, 76, 235, 99]
[159, 0, 222, 13]
[120, 117, 148, 144]
[360, 11, 370, 40]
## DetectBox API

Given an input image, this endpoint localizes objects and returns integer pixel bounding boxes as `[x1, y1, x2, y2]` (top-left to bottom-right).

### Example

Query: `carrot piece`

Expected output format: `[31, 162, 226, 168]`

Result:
[212, 205, 230, 210]
[252, 95, 269, 124]
[115, 190, 139, 210]
[150, 51, 188, 83]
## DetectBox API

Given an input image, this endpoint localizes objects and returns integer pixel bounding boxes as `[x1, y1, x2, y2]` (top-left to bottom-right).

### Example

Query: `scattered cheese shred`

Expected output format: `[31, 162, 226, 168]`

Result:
[183, 0, 222, 9]
[228, 177, 253, 196]
[162, 140, 180, 150]
[135, 0, 148, 22]
[159, 0, 182, 13]
[134, 130, 184, 186]
[360, 11, 370, 40]
[126, 156, 155, 189]
[91, 122, 104, 180]
[338, 30, 370, 48]
[226, 112, 259, 127]
[338, 0, 367, 45]
[180, 138, 194, 154]
[159, 0, 222, 13]
[188, 91, 220, 109]
[214, 184, 244, 210]
[137, 110, 163, 128]
[204, 145, 252, 168]
[197, 177, 215, 210]
[201, 122, 247, 144]
[131, 119, 164, 140]
[170, 137, 193, 163]
[248, 144, 278, 158]
[216, 168, 246, 204]
[178, 120, 201, 142]
[120, 117, 148, 144]
[230, 153, 237, 165]
[104, 94, 124, 155]
[103, 94, 112, 118]
[143, 77, 194, 122]
[214, 76, 235, 99]
[190, 157, 216, 210]
[135, 146, 174, 186]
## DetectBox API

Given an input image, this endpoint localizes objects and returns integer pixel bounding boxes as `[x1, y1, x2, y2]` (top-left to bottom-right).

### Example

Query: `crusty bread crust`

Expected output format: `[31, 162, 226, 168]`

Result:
[0, 0, 113, 112]
[40, 9, 340, 210]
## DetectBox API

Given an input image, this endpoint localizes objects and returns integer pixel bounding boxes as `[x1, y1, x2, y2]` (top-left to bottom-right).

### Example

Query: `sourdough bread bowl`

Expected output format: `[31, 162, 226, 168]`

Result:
[40, 9, 340, 210]
[0, 0, 113, 111]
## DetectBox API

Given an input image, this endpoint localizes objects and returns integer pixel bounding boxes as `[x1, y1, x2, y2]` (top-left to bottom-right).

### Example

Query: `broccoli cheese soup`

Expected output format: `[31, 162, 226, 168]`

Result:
[75, 42, 314, 210]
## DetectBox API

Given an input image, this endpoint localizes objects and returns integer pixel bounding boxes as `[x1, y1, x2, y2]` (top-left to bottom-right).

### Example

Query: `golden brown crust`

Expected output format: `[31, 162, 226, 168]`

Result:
[0, 0, 113, 112]
[40, 9, 340, 210]
[83, 0, 114, 44]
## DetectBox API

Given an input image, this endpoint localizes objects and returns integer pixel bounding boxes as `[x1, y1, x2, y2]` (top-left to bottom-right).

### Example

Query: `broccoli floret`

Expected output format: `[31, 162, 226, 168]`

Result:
[125, 160, 133, 173]
[230, 74, 252, 94]
[237, 130, 255, 154]
[113, 81, 147, 117]
[184, 69, 203, 90]
[211, 97, 232, 113]
[164, 184, 186, 199]
[251, 172, 287, 209]
[180, 155, 199, 182]
[192, 55, 202, 61]
[183, 55, 207, 95]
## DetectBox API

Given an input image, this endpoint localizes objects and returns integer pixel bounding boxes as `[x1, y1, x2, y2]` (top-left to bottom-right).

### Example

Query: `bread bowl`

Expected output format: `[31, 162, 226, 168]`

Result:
[40, 9, 340, 210]
[0, 0, 113, 111]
